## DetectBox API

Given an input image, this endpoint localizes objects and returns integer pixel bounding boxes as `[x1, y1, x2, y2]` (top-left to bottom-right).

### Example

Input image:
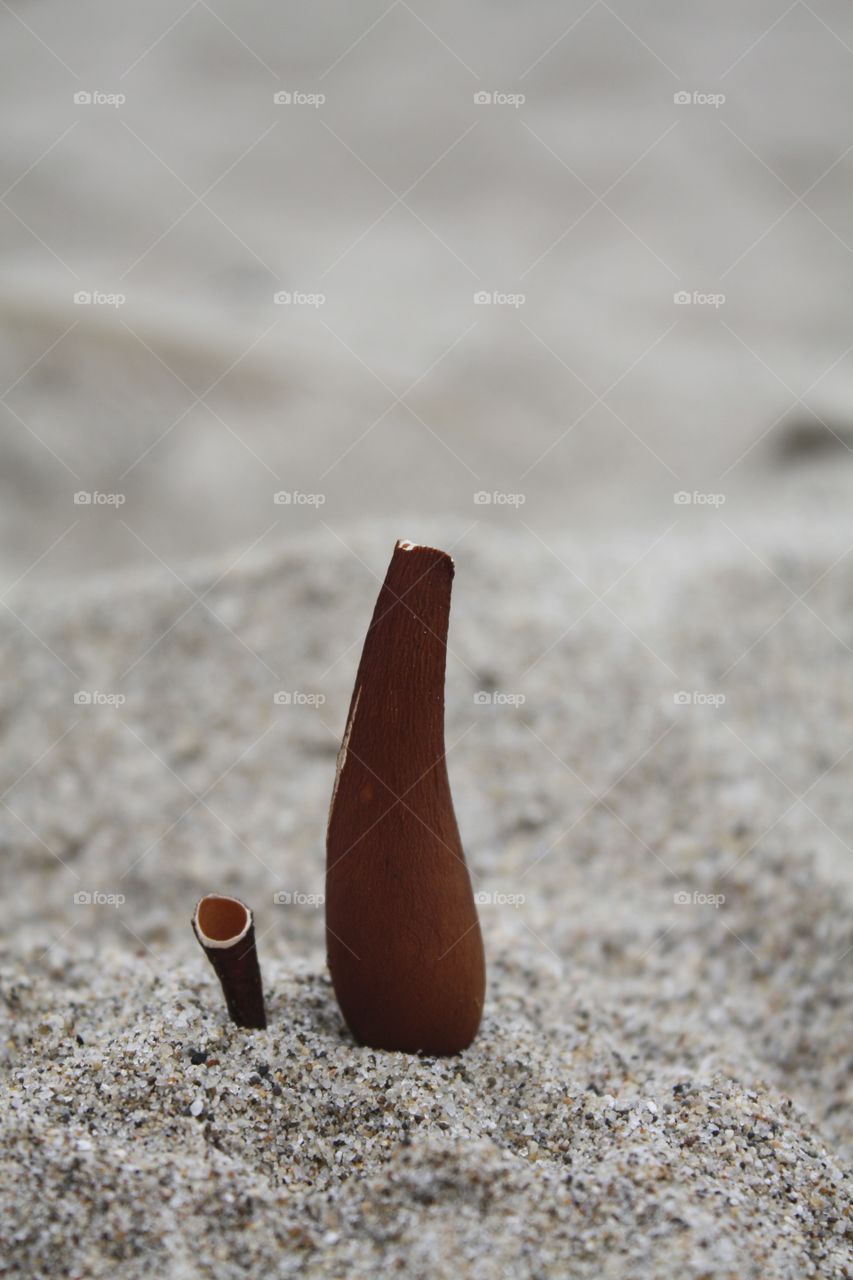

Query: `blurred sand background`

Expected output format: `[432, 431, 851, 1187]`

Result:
[1, 0, 853, 580]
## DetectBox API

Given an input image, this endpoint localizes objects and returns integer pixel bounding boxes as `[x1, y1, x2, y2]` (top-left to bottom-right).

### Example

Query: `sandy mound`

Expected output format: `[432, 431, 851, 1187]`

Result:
[2, 526, 851, 1277]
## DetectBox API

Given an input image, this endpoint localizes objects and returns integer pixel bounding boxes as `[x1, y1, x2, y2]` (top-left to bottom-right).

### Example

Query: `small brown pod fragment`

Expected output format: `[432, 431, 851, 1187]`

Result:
[325, 539, 486, 1055]
[192, 894, 267, 1030]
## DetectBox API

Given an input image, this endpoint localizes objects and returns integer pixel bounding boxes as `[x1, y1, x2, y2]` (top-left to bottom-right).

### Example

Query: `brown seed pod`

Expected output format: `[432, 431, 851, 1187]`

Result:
[192, 894, 267, 1030]
[325, 539, 485, 1055]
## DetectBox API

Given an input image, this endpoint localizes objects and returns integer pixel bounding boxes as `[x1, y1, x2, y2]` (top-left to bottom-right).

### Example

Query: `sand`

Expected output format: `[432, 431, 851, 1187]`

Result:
[3, 0, 853, 584]
[1, 523, 851, 1278]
